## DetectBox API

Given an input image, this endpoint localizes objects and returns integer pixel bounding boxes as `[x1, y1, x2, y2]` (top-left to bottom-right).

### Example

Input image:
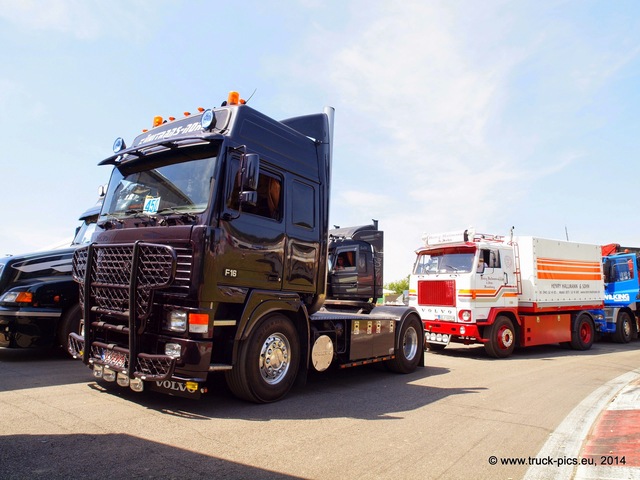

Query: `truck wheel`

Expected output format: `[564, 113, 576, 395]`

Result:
[613, 312, 632, 344]
[484, 316, 515, 358]
[57, 304, 82, 355]
[570, 313, 595, 350]
[387, 315, 423, 373]
[225, 314, 299, 403]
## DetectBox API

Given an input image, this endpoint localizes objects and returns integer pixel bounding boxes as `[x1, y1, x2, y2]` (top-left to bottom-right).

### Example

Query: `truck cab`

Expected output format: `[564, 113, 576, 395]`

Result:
[410, 230, 517, 339]
[325, 222, 383, 312]
[0, 203, 101, 349]
[595, 248, 640, 342]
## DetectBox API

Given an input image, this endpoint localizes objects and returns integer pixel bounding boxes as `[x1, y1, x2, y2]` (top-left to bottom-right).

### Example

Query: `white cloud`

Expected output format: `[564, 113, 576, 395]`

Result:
[0, 0, 151, 40]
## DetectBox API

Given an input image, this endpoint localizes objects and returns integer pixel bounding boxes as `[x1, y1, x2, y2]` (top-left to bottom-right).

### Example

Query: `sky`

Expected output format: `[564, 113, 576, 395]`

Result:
[1, 0, 639, 284]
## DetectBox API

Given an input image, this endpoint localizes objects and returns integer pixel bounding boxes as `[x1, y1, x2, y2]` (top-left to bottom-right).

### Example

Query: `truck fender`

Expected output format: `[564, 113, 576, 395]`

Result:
[369, 305, 425, 365]
[233, 290, 311, 381]
[482, 309, 520, 344]
[571, 310, 596, 331]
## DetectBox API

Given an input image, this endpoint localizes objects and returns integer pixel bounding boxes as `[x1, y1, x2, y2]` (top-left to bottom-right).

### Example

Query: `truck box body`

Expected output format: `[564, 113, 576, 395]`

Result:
[516, 236, 604, 309]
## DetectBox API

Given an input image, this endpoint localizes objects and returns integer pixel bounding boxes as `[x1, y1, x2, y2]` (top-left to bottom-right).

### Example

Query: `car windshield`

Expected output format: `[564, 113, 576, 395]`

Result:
[102, 147, 217, 218]
[413, 248, 475, 274]
[72, 221, 97, 245]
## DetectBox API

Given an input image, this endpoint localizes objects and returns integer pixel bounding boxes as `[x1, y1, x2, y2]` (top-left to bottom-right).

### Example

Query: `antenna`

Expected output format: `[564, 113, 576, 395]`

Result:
[565, 226, 569, 241]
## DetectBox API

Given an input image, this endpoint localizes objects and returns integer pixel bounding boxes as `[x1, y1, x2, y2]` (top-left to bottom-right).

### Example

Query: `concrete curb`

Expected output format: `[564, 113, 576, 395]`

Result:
[523, 368, 640, 480]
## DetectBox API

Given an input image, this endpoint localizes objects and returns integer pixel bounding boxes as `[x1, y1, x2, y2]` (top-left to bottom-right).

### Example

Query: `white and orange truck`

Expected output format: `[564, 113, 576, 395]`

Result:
[408, 228, 604, 357]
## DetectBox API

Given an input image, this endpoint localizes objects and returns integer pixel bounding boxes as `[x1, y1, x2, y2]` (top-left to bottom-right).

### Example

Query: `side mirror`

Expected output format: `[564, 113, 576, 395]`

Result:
[241, 153, 259, 191]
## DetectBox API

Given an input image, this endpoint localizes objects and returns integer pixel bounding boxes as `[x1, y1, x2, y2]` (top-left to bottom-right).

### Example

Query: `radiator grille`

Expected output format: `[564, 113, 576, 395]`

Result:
[417, 280, 456, 307]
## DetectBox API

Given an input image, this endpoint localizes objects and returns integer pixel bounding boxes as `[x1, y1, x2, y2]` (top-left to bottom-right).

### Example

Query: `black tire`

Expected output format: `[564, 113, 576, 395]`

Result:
[570, 313, 595, 350]
[484, 316, 516, 358]
[613, 311, 632, 344]
[387, 315, 423, 373]
[225, 314, 299, 403]
[427, 343, 447, 351]
[57, 304, 82, 355]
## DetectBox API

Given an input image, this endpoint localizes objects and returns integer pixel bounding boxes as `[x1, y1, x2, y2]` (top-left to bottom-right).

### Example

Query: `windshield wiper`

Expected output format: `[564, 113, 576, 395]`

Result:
[99, 215, 124, 230]
[154, 207, 198, 225]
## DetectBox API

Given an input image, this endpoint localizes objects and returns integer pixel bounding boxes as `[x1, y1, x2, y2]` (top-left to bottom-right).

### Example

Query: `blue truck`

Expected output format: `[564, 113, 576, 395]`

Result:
[595, 244, 640, 343]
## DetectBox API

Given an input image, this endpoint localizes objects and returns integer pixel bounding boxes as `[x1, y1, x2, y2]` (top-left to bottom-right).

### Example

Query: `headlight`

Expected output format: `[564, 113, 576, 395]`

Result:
[0, 290, 33, 304]
[166, 310, 187, 332]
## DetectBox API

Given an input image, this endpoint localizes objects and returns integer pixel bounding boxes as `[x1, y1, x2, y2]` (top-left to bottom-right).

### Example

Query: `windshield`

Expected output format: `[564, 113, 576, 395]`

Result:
[72, 220, 97, 245]
[102, 147, 217, 218]
[413, 247, 475, 274]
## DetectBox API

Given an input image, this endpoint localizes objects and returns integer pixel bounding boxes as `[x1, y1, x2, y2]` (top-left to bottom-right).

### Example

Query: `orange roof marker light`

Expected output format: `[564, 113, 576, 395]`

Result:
[153, 116, 164, 127]
[227, 91, 247, 105]
[227, 91, 240, 105]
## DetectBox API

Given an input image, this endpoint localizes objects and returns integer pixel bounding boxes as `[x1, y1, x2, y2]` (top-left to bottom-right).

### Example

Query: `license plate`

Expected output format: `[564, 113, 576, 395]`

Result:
[102, 350, 128, 368]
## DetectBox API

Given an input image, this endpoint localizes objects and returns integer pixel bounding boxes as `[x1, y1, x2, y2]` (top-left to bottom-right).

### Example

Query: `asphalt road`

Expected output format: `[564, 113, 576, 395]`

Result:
[1, 340, 639, 480]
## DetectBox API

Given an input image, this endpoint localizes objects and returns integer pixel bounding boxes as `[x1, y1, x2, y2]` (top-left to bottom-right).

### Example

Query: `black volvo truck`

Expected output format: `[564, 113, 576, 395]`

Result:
[69, 92, 423, 402]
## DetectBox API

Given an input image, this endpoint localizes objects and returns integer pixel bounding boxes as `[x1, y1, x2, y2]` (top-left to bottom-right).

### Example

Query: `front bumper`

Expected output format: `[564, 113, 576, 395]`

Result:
[0, 306, 62, 348]
[424, 321, 485, 345]
[68, 333, 211, 398]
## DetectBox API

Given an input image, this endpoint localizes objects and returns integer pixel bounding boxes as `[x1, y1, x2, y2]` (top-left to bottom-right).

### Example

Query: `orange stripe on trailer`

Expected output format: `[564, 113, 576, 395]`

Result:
[537, 258, 600, 270]
[537, 265, 601, 274]
[537, 272, 602, 280]
[537, 257, 601, 266]
[537, 264, 601, 273]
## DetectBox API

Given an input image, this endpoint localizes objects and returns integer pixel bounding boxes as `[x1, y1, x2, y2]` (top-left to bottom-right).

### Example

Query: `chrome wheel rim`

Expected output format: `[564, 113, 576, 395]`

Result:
[259, 332, 291, 385]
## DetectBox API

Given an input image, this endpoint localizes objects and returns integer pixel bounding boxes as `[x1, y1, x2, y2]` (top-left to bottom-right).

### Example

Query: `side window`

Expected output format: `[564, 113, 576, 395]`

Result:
[614, 258, 634, 281]
[478, 249, 501, 272]
[227, 159, 282, 220]
[358, 245, 369, 273]
[334, 250, 357, 271]
[291, 180, 315, 229]
[488, 250, 501, 268]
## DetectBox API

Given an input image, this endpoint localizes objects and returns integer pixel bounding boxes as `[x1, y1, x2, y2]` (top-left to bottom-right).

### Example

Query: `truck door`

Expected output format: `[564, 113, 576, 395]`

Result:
[476, 247, 515, 310]
[217, 157, 285, 291]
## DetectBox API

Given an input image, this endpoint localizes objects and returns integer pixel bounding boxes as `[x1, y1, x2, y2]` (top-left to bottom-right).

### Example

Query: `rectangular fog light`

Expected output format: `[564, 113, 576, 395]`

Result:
[92, 365, 104, 378]
[165, 342, 182, 358]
